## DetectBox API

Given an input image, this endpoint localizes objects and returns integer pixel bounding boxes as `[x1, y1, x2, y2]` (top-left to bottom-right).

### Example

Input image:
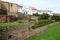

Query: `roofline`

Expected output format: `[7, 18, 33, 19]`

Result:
[0, 1, 23, 7]
[17, 4, 23, 7]
[37, 10, 52, 12]
[0, 1, 18, 5]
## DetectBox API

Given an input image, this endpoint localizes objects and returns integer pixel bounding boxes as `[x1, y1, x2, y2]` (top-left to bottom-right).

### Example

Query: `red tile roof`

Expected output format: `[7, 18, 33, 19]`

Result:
[29, 6, 37, 10]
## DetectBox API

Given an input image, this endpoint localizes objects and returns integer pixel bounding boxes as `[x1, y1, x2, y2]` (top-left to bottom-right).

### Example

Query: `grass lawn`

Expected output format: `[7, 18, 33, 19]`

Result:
[0, 20, 28, 26]
[25, 23, 60, 40]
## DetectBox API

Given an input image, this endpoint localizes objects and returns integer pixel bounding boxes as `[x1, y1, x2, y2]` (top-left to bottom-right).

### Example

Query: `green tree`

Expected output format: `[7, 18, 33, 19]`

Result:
[33, 13, 40, 16]
[51, 15, 60, 22]
[18, 15, 23, 20]
[38, 13, 50, 20]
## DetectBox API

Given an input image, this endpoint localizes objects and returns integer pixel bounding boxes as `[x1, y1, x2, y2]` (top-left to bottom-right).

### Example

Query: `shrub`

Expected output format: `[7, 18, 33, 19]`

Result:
[9, 16, 17, 22]
[33, 13, 40, 16]
[32, 20, 53, 29]
[18, 15, 23, 20]
[38, 13, 50, 20]
[51, 15, 60, 22]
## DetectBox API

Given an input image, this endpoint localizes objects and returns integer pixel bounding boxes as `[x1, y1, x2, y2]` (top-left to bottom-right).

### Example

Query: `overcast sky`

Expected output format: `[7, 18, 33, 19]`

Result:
[1, 0, 60, 12]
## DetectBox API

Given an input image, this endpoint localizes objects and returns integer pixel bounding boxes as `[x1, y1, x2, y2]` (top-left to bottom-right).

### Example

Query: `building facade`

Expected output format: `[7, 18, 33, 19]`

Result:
[0, 1, 18, 16]
[0, 1, 20, 22]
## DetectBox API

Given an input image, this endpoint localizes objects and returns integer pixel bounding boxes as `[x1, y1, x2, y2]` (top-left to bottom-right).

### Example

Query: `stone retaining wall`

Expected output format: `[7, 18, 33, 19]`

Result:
[0, 22, 59, 40]
[0, 24, 29, 40]
[26, 22, 59, 38]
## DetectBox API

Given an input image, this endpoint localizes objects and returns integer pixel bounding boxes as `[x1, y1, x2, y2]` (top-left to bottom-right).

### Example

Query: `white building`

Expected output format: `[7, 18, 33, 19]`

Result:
[18, 6, 53, 15]
[37, 10, 53, 15]
[27, 6, 53, 15]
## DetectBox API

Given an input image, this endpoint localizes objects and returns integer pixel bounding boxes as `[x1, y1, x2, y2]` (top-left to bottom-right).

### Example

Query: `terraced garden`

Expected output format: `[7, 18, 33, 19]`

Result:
[25, 23, 60, 40]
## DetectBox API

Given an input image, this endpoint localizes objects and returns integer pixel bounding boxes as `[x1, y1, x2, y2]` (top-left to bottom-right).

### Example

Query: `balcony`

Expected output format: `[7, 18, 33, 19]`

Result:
[0, 9, 7, 15]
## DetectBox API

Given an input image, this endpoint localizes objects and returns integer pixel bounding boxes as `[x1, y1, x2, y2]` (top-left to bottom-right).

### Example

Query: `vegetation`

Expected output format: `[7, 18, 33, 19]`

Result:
[9, 16, 18, 22]
[18, 15, 23, 20]
[25, 23, 60, 40]
[31, 13, 53, 29]
[51, 15, 60, 22]
[0, 20, 28, 26]
[33, 13, 40, 16]
[38, 13, 50, 20]
[32, 20, 53, 29]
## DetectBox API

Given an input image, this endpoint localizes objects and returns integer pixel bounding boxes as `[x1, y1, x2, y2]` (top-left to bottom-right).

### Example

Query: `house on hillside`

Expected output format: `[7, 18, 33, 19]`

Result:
[36, 10, 52, 15]
[0, 1, 23, 22]
[28, 6, 38, 15]
[26, 6, 52, 15]
[53, 13, 60, 16]
[20, 6, 38, 15]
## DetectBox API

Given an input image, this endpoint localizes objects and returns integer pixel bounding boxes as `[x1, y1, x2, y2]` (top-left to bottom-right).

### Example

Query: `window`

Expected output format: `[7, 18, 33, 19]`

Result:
[11, 4, 12, 7]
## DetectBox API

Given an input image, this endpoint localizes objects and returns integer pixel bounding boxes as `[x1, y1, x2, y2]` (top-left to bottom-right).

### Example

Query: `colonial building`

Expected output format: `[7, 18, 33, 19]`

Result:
[37, 10, 52, 15]
[0, 1, 18, 16]
[24, 6, 52, 15]
[0, 1, 22, 22]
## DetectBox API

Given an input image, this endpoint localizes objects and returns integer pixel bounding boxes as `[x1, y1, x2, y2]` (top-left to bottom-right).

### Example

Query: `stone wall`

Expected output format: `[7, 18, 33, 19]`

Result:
[0, 24, 29, 40]
[0, 15, 11, 22]
[9, 4, 18, 13]
[26, 22, 59, 38]
[8, 3, 18, 17]
[0, 15, 7, 22]
[0, 1, 9, 10]
[0, 21, 59, 40]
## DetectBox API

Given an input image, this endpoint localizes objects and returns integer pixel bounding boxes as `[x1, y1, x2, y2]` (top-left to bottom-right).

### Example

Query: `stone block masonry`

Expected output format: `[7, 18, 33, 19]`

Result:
[0, 24, 30, 40]
[0, 15, 11, 22]
[0, 22, 59, 40]
[26, 22, 59, 38]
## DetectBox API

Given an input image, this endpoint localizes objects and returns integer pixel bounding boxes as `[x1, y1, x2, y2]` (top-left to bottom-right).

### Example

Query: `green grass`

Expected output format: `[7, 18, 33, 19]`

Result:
[25, 23, 60, 40]
[0, 20, 28, 26]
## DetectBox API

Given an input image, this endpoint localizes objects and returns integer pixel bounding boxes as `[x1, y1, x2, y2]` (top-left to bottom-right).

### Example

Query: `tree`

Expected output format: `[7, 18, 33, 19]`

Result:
[38, 13, 50, 20]
[51, 15, 60, 22]
[18, 15, 23, 20]
[33, 13, 40, 16]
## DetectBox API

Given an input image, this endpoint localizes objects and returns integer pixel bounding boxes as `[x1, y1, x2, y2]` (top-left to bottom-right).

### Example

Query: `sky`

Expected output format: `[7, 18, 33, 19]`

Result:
[1, 0, 60, 12]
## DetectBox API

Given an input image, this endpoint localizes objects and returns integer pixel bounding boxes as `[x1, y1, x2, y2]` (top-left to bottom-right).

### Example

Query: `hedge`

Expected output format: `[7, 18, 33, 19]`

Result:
[32, 20, 53, 29]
